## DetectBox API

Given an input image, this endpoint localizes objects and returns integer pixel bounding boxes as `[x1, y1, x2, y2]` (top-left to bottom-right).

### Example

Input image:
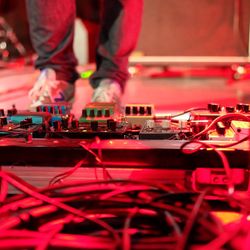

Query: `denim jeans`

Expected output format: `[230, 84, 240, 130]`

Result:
[25, 0, 143, 92]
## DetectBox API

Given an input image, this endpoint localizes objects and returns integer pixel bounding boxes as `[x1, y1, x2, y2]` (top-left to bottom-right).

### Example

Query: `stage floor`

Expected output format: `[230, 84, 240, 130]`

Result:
[0, 63, 249, 117]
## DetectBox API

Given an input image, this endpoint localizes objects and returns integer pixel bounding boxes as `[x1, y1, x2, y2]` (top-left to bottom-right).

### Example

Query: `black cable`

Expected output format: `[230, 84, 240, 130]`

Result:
[0, 171, 245, 249]
[176, 190, 208, 250]
[0, 171, 121, 246]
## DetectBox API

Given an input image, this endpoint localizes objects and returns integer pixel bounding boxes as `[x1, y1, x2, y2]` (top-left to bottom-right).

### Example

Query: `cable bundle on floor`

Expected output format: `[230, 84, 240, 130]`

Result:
[1, 170, 243, 250]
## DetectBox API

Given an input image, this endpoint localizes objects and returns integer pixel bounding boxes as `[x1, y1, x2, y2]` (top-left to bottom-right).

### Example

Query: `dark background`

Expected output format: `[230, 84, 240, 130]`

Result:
[1, 0, 249, 61]
[138, 0, 250, 56]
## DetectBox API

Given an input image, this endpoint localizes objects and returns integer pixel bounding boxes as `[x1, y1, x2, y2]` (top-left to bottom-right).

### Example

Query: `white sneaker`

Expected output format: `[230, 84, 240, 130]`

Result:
[28, 68, 75, 108]
[91, 79, 122, 105]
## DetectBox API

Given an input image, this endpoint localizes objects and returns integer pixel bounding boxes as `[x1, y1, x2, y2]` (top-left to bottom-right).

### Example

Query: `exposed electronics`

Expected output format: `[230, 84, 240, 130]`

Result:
[0, 102, 249, 191]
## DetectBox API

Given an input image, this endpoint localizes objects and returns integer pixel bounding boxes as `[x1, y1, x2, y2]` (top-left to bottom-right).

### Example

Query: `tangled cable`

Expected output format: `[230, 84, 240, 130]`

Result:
[2, 170, 249, 250]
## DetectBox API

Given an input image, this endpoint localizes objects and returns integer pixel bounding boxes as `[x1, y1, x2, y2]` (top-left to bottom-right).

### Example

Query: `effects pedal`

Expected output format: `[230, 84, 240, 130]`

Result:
[139, 118, 192, 139]
[79, 102, 117, 124]
[125, 103, 154, 129]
